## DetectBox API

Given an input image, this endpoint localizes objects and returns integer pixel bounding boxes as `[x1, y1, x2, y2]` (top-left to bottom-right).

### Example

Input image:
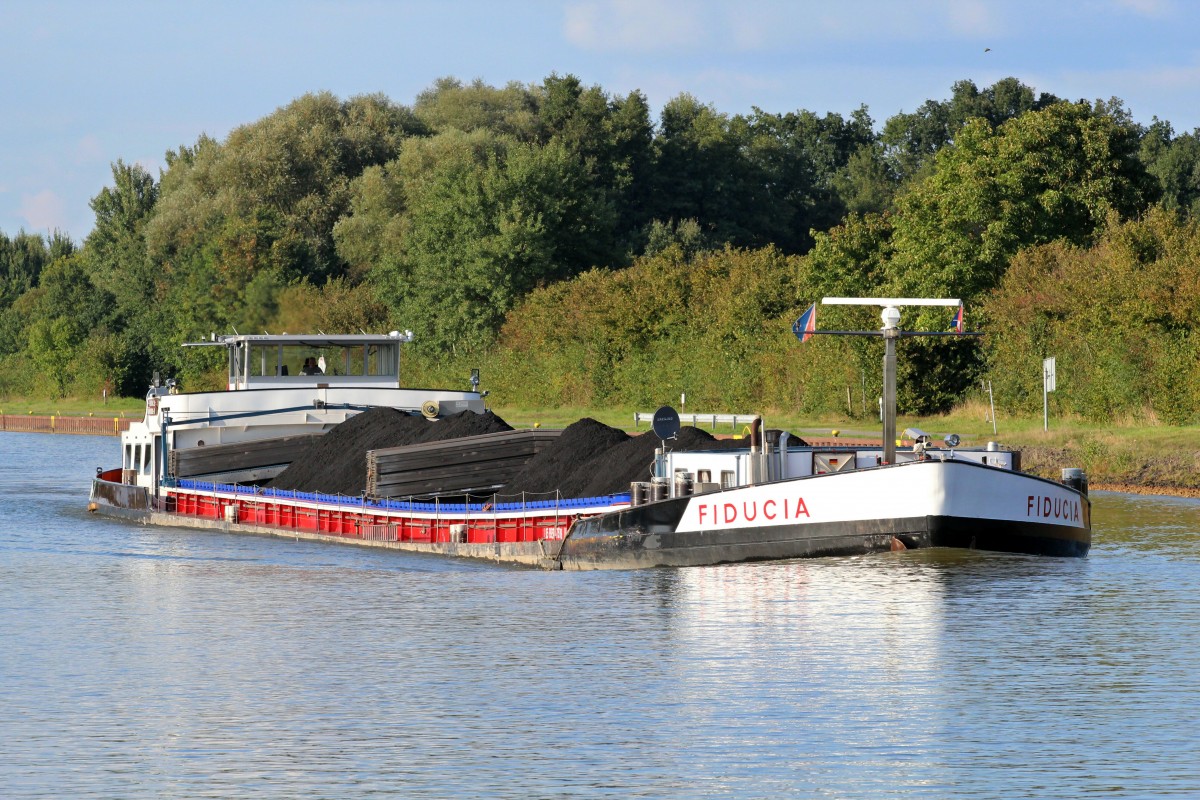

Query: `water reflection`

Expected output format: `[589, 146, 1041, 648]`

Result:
[1091, 490, 1200, 556]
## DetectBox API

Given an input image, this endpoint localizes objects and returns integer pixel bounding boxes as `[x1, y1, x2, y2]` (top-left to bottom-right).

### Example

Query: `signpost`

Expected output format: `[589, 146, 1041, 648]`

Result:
[1043, 357, 1056, 432]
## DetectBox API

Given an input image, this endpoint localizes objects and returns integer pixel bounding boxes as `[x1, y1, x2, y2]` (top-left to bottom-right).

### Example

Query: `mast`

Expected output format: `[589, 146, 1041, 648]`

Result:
[818, 298, 963, 464]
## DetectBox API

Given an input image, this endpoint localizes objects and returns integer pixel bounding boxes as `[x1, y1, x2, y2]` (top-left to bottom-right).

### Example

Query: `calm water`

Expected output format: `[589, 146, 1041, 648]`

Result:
[2, 433, 1200, 799]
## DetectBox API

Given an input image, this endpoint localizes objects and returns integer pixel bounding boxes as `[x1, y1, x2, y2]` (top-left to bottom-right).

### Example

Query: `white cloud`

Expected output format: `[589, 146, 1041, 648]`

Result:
[945, 0, 1001, 37]
[135, 156, 163, 175]
[565, 1, 1004, 56]
[564, 0, 707, 52]
[1051, 61, 1200, 129]
[74, 134, 104, 164]
[19, 190, 68, 232]
[1111, 0, 1173, 17]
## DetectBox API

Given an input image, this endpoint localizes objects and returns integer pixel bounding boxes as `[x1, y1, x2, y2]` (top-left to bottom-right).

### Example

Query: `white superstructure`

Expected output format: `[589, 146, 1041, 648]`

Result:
[119, 333, 486, 492]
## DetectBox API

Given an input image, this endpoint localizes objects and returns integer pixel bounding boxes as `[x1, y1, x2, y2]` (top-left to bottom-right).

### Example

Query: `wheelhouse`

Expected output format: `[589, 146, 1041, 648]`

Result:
[183, 332, 414, 391]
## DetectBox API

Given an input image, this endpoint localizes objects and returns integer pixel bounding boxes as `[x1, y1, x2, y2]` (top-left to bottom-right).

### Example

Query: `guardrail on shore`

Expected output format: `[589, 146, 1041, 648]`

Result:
[0, 414, 130, 436]
[634, 411, 759, 431]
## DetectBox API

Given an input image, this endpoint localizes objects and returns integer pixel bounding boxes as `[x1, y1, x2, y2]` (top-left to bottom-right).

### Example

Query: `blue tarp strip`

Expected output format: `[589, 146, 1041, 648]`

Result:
[176, 478, 629, 512]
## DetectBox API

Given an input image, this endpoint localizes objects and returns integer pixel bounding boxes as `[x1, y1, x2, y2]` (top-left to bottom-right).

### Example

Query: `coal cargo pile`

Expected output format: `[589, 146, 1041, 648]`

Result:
[270, 407, 754, 500]
[502, 420, 744, 499]
[419, 410, 515, 442]
[269, 408, 512, 495]
[500, 418, 631, 496]
[268, 408, 430, 494]
[560, 426, 734, 499]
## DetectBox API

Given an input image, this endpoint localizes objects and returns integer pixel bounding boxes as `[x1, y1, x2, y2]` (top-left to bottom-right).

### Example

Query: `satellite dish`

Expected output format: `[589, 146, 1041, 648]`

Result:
[651, 405, 681, 441]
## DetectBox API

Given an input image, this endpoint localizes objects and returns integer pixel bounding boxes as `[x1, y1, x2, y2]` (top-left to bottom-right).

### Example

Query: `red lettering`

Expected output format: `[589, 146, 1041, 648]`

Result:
[698, 505, 708, 525]
[1054, 498, 1062, 518]
[1027, 496, 1035, 516]
[795, 498, 810, 518]
[764, 499, 777, 520]
[1042, 497, 1051, 517]
[743, 501, 757, 522]
[724, 503, 737, 524]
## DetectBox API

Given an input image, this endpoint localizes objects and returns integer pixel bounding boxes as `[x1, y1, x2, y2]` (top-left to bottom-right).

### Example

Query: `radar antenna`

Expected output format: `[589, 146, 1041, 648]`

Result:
[795, 297, 979, 464]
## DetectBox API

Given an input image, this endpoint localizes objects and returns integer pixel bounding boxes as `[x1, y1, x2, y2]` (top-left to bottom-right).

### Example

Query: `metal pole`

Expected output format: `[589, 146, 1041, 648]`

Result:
[159, 412, 169, 498]
[1043, 375, 1048, 432]
[882, 330, 897, 464]
[988, 380, 997, 435]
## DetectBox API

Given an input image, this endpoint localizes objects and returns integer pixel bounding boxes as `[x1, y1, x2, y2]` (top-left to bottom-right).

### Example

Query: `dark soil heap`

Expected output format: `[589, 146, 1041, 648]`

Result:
[268, 408, 512, 495]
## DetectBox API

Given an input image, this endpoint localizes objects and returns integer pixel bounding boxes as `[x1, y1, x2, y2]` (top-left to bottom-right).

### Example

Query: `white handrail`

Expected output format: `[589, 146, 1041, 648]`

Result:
[633, 412, 758, 431]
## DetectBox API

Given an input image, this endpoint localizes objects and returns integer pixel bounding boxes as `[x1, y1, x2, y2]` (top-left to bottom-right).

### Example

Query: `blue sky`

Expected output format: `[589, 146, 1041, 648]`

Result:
[2, 0, 1197, 239]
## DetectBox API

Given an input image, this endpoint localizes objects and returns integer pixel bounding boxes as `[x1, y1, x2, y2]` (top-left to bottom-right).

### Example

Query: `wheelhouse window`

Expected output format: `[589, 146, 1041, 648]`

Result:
[241, 342, 400, 380]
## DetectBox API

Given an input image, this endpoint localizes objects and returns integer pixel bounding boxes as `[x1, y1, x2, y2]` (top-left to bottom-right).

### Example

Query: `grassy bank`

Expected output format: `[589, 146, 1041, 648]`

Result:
[891, 400, 1200, 494]
[0, 397, 144, 417]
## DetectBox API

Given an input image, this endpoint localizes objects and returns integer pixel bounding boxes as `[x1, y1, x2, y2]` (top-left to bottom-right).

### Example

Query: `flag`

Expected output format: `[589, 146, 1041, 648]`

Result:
[792, 303, 817, 342]
[950, 304, 964, 334]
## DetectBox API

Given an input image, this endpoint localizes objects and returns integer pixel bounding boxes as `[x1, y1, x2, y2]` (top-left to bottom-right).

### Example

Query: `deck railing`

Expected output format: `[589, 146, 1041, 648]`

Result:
[163, 481, 624, 546]
[633, 411, 758, 432]
[1, 414, 130, 435]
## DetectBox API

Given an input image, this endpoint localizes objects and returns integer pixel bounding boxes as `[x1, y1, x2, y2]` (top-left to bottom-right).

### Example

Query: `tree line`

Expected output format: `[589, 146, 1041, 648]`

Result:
[2, 74, 1199, 422]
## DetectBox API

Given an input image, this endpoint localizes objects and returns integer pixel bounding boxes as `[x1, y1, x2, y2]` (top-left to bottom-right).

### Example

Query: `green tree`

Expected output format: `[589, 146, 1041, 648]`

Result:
[832, 142, 897, 215]
[16, 253, 109, 396]
[537, 74, 653, 263]
[489, 245, 806, 409]
[984, 210, 1200, 422]
[414, 77, 539, 141]
[87, 159, 158, 312]
[882, 77, 1059, 183]
[0, 230, 70, 310]
[1140, 118, 1200, 216]
[887, 100, 1156, 302]
[382, 135, 611, 353]
[0, 232, 76, 372]
[650, 94, 762, 247]
[739, 106, 879, 252]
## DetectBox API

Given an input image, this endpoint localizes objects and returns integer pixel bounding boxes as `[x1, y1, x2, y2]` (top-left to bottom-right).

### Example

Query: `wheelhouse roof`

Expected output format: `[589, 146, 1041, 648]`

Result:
[182, 333, 408, 349]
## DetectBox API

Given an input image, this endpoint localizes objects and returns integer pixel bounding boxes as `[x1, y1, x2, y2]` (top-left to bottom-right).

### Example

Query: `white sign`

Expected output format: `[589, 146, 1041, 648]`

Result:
[1043, 357, 1056, 393]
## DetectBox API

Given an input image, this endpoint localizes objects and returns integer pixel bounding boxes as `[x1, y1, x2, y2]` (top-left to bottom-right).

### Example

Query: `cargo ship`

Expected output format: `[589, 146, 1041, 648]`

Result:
[89, 307, 1092, 569]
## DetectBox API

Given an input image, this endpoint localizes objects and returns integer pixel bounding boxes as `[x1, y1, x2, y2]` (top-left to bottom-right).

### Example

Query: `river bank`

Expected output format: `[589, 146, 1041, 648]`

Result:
[1017, 441, 1200, 498]
[0, 413, 130, 435]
